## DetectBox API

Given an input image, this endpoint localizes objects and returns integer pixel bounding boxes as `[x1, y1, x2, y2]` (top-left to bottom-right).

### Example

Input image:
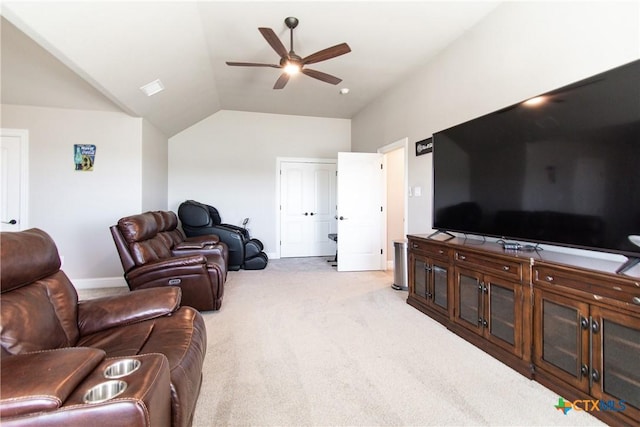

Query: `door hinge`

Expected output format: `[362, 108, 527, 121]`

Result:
[380, 206, 383, 212]
[381, 249, 383, 254]
[380, 163, 383, 170]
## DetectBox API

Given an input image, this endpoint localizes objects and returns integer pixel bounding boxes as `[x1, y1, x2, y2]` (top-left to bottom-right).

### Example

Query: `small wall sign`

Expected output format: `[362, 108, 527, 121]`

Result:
[74, 144, 96, 171]
[415, 137, 433, 156]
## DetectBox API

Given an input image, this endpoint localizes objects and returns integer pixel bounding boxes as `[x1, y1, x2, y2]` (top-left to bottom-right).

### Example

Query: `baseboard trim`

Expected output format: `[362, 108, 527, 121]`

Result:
[72, 276, 128, 290]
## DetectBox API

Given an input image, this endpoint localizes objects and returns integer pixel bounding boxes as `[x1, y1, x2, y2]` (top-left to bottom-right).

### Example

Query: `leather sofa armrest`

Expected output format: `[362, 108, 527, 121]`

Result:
[183, 234, 220, 246]
[173, 241, 207, 250]
[0, 347, 105, 418]
[127, 255, 208, 279]
[172, 245, 224, 259]
[77, 287, 181, 336]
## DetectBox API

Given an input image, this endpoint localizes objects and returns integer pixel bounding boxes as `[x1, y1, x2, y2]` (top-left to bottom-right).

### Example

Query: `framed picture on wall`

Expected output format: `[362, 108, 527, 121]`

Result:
[415, 137, 433, 156]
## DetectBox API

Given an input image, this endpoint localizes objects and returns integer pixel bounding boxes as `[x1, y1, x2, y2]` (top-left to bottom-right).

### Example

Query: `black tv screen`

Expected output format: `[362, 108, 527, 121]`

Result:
[432, 59, 640, 259]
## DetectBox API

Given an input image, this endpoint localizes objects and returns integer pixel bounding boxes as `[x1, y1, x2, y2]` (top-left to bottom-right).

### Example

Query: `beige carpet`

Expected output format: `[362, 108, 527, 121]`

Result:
[190, 257, 604, 427]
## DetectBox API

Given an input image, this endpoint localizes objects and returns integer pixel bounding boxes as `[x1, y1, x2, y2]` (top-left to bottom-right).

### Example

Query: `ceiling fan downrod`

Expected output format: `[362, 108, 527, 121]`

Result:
[285, 17, 299, 55]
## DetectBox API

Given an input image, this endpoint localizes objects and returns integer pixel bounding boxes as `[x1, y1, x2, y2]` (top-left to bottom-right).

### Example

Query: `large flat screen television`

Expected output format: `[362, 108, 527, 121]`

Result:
[432, 59, 640, 273]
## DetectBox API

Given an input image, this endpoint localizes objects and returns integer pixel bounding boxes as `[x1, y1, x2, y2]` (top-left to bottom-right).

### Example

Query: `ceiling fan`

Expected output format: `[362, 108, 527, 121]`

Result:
[226, 17, 351, 89]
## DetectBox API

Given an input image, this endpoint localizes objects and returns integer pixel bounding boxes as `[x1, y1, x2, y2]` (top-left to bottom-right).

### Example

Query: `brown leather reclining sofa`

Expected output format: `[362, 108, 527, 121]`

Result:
[0, 228, 206, 427]
[110, 210, 228, 311]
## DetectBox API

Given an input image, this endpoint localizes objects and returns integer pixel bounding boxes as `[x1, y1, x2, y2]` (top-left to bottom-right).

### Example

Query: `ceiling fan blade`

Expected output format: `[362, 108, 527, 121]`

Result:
[273, 73, 290, 90]
[302, 43, 351, 65]
[226, 61, 281, 68]
[302, 68, 342, 85]
[258, 27, 289, 59]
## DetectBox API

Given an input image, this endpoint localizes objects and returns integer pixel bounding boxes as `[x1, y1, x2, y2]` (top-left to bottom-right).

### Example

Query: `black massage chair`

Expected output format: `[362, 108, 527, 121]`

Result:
[178, 200, 268, 270]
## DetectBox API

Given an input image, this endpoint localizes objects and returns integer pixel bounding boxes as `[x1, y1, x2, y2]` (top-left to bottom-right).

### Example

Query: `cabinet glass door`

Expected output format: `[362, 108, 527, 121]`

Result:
[486, 278, 522, 357]
[591, 306, 640, 419]
[432, 263, 448, 312]
[412, 256, 427, 300]
[533, 290, 590, 391]
[455, 268, 482, 333]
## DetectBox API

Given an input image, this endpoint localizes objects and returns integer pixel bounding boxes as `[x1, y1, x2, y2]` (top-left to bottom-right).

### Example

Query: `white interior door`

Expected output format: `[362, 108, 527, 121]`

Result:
[280, 161, 337, 257]
[0, 129, 28, 231]
[337, 152, 385, 271]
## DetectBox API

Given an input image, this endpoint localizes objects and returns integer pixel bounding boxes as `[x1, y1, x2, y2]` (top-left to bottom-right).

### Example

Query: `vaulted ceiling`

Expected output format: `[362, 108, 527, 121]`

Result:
[1, 1, 500, 137]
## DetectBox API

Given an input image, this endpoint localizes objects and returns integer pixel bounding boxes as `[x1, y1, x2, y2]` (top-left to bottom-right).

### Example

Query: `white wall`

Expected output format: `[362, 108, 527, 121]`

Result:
[352, 1, 639, 260]
[1, 104, 144, 283]
[168, 110, 351, 256]
[141, 118, 169, 211]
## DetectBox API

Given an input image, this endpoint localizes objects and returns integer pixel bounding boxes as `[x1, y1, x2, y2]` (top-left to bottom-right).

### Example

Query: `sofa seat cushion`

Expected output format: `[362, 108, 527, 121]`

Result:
[77, 321, 156, 357]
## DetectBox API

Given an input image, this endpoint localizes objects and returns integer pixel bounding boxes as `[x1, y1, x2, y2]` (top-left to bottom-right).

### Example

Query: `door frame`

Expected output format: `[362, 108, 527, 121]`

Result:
[1, 128, 29, 230]
[378, 137, 409, 265]
[275, 156, 337, 259]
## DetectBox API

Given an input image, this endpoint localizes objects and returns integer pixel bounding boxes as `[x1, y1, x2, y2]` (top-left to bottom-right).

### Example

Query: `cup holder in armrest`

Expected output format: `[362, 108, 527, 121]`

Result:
[83, 380, 127, 404]
[104, 359, 141, 379]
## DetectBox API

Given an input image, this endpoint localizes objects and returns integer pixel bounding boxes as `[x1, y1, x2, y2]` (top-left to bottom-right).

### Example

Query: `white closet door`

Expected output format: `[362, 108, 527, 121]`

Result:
[280, 161, 336, 257]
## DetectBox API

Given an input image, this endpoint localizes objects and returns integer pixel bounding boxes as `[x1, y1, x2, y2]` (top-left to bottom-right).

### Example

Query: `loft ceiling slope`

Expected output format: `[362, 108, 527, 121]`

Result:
[1, 1, 501, 136]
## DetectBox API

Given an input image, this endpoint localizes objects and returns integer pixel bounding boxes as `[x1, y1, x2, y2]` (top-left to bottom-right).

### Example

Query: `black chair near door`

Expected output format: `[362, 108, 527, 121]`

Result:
[178, 200, 268, 270]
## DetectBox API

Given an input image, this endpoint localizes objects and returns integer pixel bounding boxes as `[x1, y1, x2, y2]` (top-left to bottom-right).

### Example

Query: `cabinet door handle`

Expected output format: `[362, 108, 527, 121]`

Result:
[591, 320, 600, 334]
[592, 369, 601, 383]
[438, 250, 444, 254]
[580, 364, 589, 377]
[412, 243, 419, 249]
[633, 296, 640, 305]
[502, 265, 510, 271]
[482, 319, 488, 328]
[580, 317, 589, 330]
[545, 275, 554, 282]
[459, 255, 466, 260]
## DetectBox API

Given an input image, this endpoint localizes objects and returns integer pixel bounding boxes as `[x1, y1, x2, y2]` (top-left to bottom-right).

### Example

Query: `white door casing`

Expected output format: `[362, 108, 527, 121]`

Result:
[0, 129, 29, 231]
[280, 160, 337, 257]
[337, 152, 385, 271]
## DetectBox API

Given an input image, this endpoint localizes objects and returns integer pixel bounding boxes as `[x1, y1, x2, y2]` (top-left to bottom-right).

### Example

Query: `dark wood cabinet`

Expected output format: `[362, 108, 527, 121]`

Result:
[532, 262, 640, 424]
[454, 267, 524, 358]
[407, 234, 640, 426]
[407, 239, 451, 324]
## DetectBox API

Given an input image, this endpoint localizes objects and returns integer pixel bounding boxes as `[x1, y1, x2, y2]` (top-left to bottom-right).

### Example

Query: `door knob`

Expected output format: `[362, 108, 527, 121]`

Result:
[1, 219, 17, 225]
[339, 216, 347, 220]
[310, 212, 315, 216]
[304, 212, 308, 216]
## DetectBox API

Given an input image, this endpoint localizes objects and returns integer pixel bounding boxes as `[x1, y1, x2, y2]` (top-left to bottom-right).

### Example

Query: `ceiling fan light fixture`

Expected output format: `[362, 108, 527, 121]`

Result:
[284, 62, 301, 75]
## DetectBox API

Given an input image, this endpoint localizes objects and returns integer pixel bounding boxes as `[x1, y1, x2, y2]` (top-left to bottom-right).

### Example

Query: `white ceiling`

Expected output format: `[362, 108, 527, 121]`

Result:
[1, 1, 501, 137]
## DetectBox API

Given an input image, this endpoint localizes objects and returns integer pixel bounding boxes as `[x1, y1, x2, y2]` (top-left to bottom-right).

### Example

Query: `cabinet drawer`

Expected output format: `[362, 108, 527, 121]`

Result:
[455, 250, 523, 281]
[409, 239, 449, 260]
[533, 265, 640, 312]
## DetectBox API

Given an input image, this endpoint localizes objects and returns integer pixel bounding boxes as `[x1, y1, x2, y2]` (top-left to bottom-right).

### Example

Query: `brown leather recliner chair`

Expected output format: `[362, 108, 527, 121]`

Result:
[0, 228, 206, 427]
[110, 211, 227, 311]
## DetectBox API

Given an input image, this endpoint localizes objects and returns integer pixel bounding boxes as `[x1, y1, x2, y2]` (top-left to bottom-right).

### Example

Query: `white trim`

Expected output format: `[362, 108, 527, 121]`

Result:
[378, 138, 409, 241]
[275, 157, 337, 259]
[1, 128, 29, 230]
[378, 137, 409, 279]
